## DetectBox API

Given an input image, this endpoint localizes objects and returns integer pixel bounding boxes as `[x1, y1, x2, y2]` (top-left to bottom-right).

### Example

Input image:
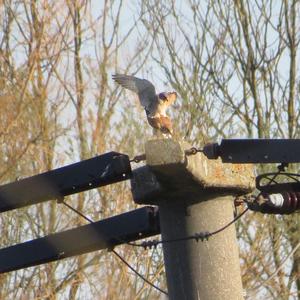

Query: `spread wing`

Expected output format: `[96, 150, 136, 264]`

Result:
[112, 74, 157, 109]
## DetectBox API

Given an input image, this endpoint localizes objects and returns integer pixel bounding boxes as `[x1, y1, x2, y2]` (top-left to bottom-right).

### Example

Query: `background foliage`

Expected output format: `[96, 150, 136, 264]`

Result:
[0, 0, 299, 299]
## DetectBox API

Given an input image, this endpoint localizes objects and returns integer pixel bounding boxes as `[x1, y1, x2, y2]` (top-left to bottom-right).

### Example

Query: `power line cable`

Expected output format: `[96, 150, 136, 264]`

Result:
[127, 207, 248, 249]
[60, 200, 168, 296]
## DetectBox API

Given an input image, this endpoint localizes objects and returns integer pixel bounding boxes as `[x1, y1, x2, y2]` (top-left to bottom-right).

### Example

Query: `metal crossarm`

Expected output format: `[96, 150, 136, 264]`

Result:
[203, 139, 300, 163]
[0, 152, 131, 212]
[0, 206, 160, 274]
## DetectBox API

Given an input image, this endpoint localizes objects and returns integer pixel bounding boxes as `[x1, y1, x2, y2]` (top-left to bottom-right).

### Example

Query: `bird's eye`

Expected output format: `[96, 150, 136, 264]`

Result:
[159, 93, 167, 100]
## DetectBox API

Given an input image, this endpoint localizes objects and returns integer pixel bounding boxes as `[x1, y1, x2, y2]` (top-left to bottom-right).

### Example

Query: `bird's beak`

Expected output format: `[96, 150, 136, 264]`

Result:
[167, 92, 177, 98]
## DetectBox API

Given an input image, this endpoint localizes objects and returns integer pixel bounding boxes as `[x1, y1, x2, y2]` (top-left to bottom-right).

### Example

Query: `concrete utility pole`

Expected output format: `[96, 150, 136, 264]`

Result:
[131, 139, 255, 300]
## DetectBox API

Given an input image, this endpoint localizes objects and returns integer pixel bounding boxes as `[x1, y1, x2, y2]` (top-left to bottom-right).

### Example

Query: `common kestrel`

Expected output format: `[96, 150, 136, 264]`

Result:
[112, 74, 177, 136]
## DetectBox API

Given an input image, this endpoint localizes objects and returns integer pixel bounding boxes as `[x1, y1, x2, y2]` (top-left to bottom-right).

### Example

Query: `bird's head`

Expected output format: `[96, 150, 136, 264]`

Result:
[158, 92, 177, 103]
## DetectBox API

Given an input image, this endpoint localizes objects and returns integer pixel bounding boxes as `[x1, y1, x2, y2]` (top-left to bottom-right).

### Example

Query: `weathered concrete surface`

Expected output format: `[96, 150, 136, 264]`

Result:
[159, 196, 245, 300]
[131, 139, 255, 204]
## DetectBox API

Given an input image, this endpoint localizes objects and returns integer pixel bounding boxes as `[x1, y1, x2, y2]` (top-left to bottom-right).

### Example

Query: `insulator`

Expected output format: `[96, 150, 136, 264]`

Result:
[248, 192, 300, 214]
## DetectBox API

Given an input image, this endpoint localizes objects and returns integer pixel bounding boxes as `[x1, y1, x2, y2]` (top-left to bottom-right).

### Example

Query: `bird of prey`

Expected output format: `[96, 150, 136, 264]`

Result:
[112, 74, 177, 137]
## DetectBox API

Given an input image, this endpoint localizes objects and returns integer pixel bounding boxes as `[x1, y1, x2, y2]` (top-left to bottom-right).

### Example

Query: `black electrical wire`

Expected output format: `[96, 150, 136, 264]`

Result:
[111, 249, 167, 296]
[60, 200, 168, 296]
[126, 207, 248, 249]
